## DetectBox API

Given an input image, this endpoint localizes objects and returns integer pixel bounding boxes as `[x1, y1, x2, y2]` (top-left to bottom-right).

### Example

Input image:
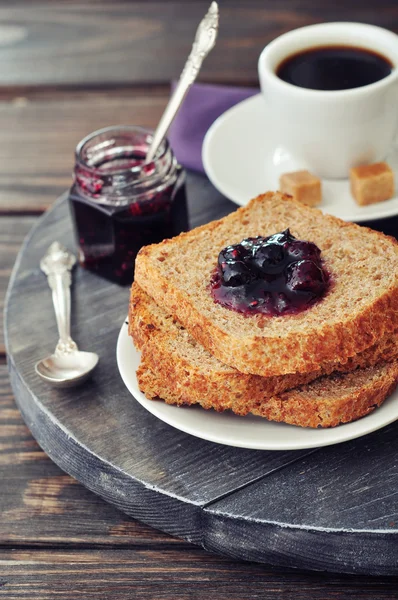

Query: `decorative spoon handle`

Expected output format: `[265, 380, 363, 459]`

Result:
[40, 242, 77, 354]
[145, 1, 219, 164]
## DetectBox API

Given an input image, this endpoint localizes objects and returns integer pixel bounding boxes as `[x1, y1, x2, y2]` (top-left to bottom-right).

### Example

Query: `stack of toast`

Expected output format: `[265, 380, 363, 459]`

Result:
[129, 192, 398, 428]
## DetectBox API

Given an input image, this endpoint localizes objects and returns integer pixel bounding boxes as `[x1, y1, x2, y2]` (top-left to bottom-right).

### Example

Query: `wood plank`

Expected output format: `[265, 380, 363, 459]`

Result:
[204, 421, 398, 575]
[0, 92, 168, 214]
[0, 217, 36, 356]
[0, 364, 179, 547]
[1, 548, 398, 600]
[0, 1, 398, 88]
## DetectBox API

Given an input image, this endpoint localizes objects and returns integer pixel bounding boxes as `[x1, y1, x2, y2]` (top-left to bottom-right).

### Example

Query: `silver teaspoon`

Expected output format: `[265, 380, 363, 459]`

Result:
[35, 242, 99, 388]
[145, 1, 219, 164]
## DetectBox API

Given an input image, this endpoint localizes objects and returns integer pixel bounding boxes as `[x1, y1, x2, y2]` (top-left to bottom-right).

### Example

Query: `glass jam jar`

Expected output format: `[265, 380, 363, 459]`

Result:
[69, 125, 188, 285]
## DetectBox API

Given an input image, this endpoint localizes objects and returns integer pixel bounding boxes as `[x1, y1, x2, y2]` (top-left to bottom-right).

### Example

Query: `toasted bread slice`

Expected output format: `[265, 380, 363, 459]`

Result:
[135, 192, 398, 377]
[129, 283, 398, 417]
[137, 358, 398, 428]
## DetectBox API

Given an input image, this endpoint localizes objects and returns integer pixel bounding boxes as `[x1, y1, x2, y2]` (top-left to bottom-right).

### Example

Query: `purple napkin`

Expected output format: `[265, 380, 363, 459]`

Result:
[168, 82, 258, 173]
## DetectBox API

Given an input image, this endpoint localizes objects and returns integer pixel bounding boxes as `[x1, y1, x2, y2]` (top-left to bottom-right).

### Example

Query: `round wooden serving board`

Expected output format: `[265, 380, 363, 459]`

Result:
[5, 176, 398, 576]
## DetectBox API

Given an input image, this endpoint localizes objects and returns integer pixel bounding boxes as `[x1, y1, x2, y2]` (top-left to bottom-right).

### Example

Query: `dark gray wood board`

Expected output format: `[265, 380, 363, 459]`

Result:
[4, 174, 398, 575]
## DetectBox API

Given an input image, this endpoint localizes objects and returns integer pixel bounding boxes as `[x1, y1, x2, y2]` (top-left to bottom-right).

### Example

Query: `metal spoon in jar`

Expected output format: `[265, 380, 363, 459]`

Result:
[35, 242, 99, 388]
[145, 1, 219, 164]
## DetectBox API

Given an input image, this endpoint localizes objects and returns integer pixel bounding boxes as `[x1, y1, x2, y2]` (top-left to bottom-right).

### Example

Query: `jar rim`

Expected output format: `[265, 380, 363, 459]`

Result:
[75, 124, 170, 174]
[73, 124, 180, 207]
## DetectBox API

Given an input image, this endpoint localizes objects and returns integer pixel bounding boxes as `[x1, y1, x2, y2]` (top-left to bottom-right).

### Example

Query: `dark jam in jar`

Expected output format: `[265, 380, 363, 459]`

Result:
[69, 126, 188, 285]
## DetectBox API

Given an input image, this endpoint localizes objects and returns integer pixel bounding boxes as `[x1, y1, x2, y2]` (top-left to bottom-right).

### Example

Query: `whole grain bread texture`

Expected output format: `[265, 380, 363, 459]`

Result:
[129, 283, 398, 424]
[135, 192, 398, 377]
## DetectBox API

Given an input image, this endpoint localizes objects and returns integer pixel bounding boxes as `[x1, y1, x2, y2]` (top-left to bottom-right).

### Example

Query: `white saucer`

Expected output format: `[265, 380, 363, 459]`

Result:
[117, 320, 398, 451]
[202, 94, 398, 223]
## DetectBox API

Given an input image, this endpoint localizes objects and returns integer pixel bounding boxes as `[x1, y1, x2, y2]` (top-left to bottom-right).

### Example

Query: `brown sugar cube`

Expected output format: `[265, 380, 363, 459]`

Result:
[279, 170, 322, 207]
[350, 162, 395, 206]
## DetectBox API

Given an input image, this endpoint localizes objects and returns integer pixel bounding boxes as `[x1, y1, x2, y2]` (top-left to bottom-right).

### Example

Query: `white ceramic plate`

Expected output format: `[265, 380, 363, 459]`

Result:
[117, 321, 398, 451]
[202, 94, 398, 223]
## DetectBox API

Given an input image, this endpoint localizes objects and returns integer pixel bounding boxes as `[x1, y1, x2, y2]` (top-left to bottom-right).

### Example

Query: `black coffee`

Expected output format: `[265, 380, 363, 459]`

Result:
[276, 45, 393, 91]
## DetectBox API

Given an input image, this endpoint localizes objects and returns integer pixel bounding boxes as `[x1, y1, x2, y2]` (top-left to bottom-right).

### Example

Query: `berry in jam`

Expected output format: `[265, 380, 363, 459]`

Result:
[211, 229, 329, 316]
[69, 126, 188, 286]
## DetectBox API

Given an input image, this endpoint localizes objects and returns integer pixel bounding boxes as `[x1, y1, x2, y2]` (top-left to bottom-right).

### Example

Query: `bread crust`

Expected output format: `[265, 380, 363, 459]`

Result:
[135, 192, 398, 377]
[137, 357, 398, 429]
[250, 368, 398, 428]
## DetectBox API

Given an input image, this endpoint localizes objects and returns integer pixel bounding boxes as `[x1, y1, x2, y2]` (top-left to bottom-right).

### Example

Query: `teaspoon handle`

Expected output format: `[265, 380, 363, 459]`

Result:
[40, 242, 78, 354]
[145, 1, 219, 164]
[50, 271, 75, 352]
[145, 79, 191, 165]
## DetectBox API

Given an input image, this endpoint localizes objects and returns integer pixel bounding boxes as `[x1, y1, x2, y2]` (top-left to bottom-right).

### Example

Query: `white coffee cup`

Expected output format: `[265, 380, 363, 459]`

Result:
[258, 22, 398, 179]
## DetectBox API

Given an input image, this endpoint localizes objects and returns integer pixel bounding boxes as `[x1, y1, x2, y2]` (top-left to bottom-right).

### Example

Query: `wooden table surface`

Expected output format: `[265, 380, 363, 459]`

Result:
[1, 2, 398, 598]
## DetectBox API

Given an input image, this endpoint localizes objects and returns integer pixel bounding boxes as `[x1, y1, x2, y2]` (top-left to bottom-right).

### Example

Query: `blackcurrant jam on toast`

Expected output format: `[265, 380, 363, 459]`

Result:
[211, 229, 329, 316]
